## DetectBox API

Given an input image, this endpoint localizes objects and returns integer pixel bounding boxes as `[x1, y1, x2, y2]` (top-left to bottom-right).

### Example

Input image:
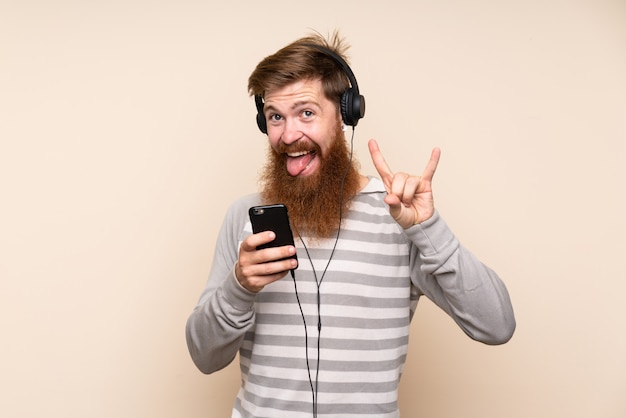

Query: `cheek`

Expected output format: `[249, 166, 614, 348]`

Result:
[266, 130, 281, 150]
[318, 126, 342, 156]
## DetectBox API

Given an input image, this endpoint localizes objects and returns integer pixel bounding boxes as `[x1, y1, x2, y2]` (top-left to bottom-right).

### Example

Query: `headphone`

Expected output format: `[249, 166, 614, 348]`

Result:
[255, 44, 366, 134]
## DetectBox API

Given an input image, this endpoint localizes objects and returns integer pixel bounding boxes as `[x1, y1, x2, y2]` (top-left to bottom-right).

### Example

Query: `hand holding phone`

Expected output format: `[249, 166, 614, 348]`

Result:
[235, 204, 298, 292]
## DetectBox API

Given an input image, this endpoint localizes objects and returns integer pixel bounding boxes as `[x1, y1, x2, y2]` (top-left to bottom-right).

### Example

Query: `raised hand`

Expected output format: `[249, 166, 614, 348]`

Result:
[368, 139, 441, 229]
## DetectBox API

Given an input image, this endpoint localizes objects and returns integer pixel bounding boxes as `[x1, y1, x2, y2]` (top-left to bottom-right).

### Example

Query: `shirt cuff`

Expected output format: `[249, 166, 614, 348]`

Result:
[220, 262, 257, 311]
[404, 211, 458, 257]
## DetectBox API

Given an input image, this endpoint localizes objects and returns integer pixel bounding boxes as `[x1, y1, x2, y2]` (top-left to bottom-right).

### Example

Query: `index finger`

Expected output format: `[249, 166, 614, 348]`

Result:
[368, 139, 394, 184]
[240, 231, 275, 252]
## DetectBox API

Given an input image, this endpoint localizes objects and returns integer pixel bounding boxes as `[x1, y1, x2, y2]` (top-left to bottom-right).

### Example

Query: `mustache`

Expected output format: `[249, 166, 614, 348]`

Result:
[274, 140, 321, 155]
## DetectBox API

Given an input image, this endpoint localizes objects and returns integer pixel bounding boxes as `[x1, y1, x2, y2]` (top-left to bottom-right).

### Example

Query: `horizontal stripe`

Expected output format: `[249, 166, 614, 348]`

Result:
[242, 363, 404, 384]
[264, 278, 411, 297]
[256, 301, 410, 318]
[250, 333, 409, 351]
[243, 380, 399, 404]
[251, 313, 409, 330]
[237, 392, 399, 417]
[244, 342, 407, 362]
[241, 352, 408, 374]
[243, 324, 410, 341]
[257, 294, 411, 312]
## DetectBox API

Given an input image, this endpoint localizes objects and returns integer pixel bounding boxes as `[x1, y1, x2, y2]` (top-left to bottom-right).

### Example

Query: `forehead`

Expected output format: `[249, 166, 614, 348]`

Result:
[263, 79, 331, 110]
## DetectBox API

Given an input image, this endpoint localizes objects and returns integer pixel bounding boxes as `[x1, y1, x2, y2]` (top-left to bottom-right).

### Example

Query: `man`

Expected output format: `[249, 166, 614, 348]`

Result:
[186, 32, 515, 417]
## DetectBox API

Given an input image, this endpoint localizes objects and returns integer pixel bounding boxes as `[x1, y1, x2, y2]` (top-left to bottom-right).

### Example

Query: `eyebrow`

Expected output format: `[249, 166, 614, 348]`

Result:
[291, 100, 318, 110]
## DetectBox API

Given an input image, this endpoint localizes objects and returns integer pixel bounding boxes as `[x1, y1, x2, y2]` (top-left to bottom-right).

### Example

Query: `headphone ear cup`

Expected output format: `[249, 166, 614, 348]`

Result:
[255, 95, 267, 134]
[341, 88, 365, 127]
[340, 89, 353, 126]
[256, 111, 267, 134]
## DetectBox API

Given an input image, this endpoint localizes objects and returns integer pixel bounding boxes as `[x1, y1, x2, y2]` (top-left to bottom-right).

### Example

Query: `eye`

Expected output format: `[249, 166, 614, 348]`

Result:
[269, 113, 282, 122]
[302, 110, 314, 118]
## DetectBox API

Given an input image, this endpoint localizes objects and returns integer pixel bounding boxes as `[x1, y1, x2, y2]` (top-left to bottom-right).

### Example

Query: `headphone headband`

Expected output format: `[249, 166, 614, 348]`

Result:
[302, 43, 361, 97]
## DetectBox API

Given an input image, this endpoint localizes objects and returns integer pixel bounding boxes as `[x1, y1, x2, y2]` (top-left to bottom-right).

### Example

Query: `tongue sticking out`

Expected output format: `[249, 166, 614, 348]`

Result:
[286, 152, 316, 177]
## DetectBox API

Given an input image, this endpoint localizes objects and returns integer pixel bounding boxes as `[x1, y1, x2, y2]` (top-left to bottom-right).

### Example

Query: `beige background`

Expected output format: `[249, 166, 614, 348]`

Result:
[1, 0, 625, 417]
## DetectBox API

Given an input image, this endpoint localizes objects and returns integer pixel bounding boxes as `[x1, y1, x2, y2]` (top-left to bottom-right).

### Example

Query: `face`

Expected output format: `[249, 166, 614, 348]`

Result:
[259, 79, 363, 239]
[262, 78, 341, 178]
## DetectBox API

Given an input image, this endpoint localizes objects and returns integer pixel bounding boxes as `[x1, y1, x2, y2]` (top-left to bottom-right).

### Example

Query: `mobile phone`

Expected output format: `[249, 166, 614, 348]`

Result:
[249, 204, 298, 267]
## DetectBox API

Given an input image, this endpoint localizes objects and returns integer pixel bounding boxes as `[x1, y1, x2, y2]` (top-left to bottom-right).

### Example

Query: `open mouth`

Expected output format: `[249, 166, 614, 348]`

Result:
[286, 150, 317, 177]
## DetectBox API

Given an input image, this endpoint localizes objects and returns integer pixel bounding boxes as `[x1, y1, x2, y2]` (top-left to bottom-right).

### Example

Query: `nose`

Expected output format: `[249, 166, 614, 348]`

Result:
[281, 118, 303, 144]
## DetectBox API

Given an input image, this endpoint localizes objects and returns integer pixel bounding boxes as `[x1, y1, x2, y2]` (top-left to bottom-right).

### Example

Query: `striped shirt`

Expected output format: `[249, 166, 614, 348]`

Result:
[186, 177, 515, 417]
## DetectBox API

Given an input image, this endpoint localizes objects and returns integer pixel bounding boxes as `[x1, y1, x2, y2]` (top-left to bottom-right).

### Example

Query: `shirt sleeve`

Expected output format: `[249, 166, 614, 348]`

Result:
[405, 211, 516, 345]
[185, 197, 259, 374]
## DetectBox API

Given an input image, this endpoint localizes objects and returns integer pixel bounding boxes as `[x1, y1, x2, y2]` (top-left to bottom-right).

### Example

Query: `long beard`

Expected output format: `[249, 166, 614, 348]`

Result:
[260, 125, 361, 240]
